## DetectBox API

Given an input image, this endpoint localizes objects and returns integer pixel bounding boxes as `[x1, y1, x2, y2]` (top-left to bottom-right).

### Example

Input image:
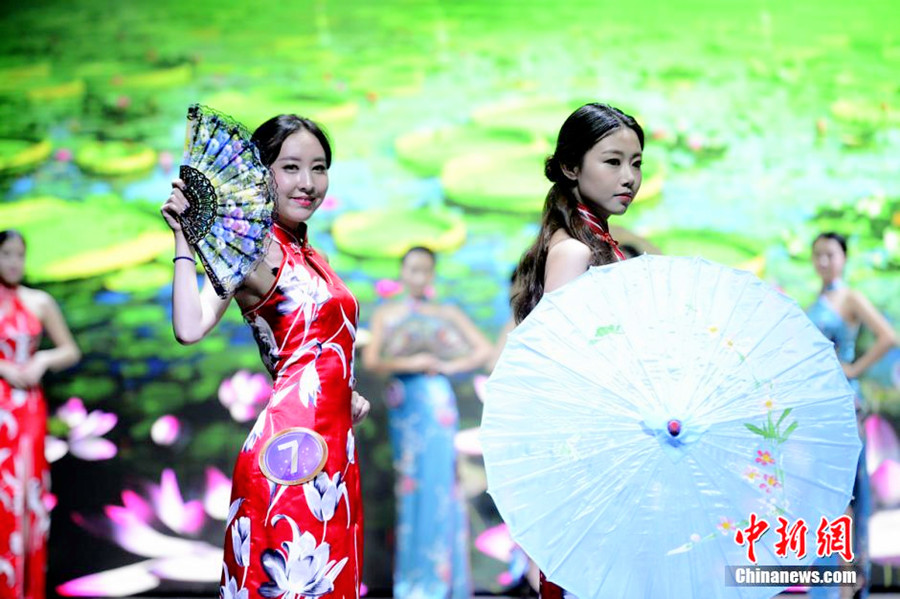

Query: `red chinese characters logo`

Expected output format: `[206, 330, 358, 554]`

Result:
[734, 515, 853, 563]
[734, 513, 769, 563]
[815, 515, 854, 562]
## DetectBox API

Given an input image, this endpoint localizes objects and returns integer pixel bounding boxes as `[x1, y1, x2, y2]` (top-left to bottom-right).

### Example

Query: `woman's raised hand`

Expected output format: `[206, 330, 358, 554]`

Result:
[160, 179, 188, 233]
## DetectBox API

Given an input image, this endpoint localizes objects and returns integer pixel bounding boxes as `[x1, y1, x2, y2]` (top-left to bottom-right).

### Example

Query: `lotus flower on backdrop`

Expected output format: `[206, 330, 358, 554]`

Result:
[319, 195, 340, 211]
[45, 397, 117, 463]
[865, 414, 900, 507]
[374, 279, 403, 299]
[57, 467, 233, 597]
[475, 523, 529, 588]
[218, 370, 272, 423]
[150, 415, 181, 446]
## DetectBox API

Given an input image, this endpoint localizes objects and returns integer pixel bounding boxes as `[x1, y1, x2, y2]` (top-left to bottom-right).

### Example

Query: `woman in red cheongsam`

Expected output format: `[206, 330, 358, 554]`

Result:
[1, 229, 81, 599]
[161, 116, 370, 599]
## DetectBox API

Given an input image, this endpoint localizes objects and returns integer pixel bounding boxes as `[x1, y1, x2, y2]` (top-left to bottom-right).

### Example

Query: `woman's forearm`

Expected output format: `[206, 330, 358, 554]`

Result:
[441, 346, 491, 375]
[35, 344, 80, 372]
[171, 233, 206, 344]
[848, 334, 897, 379]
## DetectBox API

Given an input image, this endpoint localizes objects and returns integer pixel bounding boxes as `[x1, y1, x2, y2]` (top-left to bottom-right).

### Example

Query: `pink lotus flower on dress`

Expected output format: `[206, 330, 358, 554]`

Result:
[218, 370, 271, 423]
[46, 397, 117, 463]
[399, 475, 417, 495]
[150, 415, 180, 446]
[54, 148, 73, 162]
[436, 408, 457, 427]
[58, 468, 232, 596]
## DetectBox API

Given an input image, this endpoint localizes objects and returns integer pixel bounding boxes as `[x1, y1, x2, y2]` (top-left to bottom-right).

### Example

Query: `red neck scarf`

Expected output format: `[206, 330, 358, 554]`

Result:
[576, 203, 626, 261]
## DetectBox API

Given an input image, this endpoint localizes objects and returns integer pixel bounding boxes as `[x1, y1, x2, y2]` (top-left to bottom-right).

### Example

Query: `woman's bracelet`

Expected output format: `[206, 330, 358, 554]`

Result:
[173, 256, 197, 264]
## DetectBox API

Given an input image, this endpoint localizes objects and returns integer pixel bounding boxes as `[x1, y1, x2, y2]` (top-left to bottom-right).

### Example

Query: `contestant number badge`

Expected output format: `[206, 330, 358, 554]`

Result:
[259, 428, 328, 485]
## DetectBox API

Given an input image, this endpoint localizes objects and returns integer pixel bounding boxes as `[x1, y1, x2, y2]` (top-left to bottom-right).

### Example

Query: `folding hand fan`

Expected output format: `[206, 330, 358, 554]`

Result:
[178, 104, 276, 298]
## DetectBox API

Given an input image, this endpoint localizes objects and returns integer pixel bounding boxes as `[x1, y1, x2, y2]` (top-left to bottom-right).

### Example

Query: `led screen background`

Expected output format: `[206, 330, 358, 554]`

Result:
[1, 0, 899, 594]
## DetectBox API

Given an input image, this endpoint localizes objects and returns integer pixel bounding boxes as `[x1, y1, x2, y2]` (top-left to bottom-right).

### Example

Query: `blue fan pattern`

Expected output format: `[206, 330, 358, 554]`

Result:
[180, 104, 275, 298]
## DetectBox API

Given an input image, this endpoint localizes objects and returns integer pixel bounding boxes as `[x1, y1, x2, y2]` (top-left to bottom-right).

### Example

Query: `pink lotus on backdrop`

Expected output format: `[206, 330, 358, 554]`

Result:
[45, 397, 117, 463]
[58, 467, 233, 596]
[865, 414, 900, 506]
[319, 195, 340, 211]
[864, 413, 900, 568]
[373, 280, 437, 299]
[218, 370, 271, 423]
[867, 414, 900, 477]
[374, 279, 403, 299]
[475, 523, 529, 587]
[150, 414, 181, 446]
[158, 150, 174, 173]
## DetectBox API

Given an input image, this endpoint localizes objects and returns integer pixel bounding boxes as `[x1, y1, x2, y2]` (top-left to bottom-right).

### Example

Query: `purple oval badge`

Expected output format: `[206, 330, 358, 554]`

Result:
[259, 428, 328, 486]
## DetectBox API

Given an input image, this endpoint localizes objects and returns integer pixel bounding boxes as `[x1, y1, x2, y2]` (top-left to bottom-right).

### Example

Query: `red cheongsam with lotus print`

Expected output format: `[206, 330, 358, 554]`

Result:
[221, 223, 363, 599]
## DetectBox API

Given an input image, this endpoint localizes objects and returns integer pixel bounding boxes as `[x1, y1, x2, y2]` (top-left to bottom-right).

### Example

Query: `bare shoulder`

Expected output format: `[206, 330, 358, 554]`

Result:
[547, 234, 591, 261]
[544, 235, 592, 292]
[18, 286, 54, 314]
[844, 288, 875, 311]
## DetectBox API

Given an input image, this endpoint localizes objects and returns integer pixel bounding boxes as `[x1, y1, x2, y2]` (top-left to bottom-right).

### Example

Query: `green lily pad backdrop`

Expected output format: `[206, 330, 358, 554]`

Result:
[202, 89, 359, 132]
[0, 138, 52, 175]
[331, 208, 467, 258]
[0, 195, 170, 281]
[647, 229, 767, 271]
[394, 125, 540, 177]
[74, 140, 158, 176]
[443, 144, 663, 214]
[471, 96, 596, 141]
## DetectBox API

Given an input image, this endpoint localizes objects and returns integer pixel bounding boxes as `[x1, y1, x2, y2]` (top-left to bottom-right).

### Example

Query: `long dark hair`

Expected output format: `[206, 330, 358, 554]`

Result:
[251, 115, 333, 168]
[510, 103, 644, 324]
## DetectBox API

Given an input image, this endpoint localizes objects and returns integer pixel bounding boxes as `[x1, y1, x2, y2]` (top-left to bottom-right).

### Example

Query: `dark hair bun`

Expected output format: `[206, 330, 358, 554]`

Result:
[544, 155, 565, 184]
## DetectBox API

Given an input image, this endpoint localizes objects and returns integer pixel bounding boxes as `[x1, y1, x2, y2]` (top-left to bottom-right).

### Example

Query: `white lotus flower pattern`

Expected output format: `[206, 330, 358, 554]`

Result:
[276, 263, 331, 317]
[231, 516, 251, 567]
[302, 472, 350, 524]
[259, 515, 348, 599]
[220, 563, 248, 599]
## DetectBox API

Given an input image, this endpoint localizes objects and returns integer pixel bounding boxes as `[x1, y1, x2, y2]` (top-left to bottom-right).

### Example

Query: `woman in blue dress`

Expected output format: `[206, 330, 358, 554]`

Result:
[363, 246, 493, 598]
[806, 232, 897, 599]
